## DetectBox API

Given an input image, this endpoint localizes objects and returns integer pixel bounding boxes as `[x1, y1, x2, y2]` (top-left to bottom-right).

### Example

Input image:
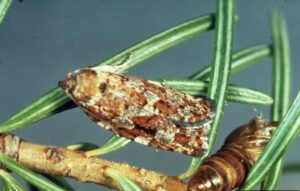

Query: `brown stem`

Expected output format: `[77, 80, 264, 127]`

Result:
[0, 133, 187, 191]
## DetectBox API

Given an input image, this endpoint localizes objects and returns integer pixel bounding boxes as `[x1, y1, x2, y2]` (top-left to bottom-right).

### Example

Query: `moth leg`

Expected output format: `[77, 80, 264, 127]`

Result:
[114, 52, 132, 72]
[92, 53, 132, 74]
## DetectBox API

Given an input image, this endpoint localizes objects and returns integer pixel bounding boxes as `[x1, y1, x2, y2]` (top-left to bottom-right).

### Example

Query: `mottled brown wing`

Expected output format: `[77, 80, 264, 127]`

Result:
[59, 67, 214, 156]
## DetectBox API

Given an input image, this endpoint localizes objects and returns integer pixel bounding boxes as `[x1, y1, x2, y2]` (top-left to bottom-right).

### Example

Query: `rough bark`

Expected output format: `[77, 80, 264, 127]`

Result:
[0, 133, 187, 191]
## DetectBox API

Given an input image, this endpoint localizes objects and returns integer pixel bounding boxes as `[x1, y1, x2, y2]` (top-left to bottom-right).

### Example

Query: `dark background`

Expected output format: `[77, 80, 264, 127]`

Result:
[0, 1, 299, 190]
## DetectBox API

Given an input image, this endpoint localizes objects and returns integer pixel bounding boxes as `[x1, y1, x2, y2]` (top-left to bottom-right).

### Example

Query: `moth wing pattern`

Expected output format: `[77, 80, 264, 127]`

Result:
[59, 65, 214, 156]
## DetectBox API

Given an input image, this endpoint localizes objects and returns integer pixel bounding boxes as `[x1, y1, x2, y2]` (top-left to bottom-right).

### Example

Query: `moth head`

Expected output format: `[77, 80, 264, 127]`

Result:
[59, 68, 100, 101]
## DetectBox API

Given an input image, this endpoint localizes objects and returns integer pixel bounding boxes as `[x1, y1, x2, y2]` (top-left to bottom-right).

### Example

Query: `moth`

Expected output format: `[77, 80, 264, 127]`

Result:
[188, 116, 277, 191]
[59, 64, 214, 156]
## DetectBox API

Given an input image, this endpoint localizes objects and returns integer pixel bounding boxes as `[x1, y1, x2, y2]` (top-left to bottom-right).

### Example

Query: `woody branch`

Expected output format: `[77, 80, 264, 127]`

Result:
[0, 133, 187, 191]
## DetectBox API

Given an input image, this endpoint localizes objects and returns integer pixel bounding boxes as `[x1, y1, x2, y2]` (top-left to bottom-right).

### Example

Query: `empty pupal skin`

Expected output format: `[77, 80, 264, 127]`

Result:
[188, 117, 277, 191]
[59, 65, 214, 156]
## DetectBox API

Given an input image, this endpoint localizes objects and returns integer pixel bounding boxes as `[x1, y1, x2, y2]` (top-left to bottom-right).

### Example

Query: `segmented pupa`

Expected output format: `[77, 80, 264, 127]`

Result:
[188, 117, 277, 191]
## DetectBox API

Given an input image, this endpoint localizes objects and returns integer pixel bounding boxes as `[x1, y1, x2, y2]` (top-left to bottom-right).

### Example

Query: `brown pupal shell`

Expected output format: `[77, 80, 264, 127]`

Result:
[188, 116, 277, 191]
[59, 66, 214, 156]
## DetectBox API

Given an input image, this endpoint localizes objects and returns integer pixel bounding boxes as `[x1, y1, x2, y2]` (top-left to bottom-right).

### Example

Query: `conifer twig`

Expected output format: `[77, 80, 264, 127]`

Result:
[0, 133, 186, 191]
